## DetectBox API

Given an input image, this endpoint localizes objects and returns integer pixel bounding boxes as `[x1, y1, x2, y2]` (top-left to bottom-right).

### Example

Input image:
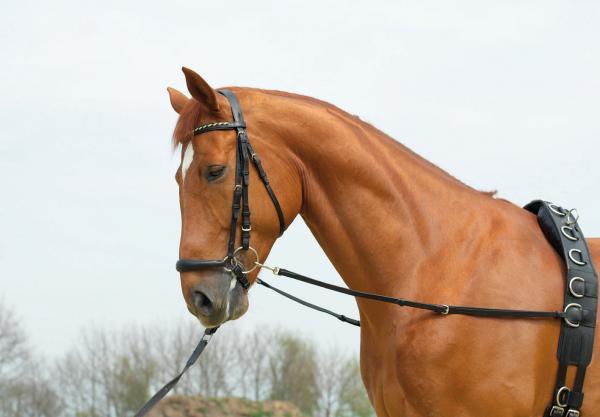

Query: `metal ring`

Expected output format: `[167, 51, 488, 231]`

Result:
[569, 277, 585, 299]
[566, 208, 579, 226]
[561, 226, 579, 242]
[568, 249, 587, 266]
[229, 246, 260, 274]
[549, 203, 567, 216]
[564, 303, 582, 328]
[556, 386, 570, 408]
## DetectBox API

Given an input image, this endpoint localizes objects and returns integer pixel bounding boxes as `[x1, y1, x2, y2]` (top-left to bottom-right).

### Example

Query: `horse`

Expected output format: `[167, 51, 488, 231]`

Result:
[166, 67, 599, 417]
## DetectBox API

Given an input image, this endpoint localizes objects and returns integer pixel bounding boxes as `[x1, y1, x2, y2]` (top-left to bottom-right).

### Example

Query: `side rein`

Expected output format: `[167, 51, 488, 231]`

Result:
[136, 89, 596, 417]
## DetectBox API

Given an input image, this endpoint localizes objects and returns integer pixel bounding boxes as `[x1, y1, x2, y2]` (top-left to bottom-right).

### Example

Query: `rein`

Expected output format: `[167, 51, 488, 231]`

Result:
[136, 89, 597, 417]
[257, 267, 567, 319]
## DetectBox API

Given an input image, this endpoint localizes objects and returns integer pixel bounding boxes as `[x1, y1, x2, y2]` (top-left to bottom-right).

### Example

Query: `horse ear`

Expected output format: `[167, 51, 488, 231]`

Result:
[167, 87, 189, 114]
[182, 67, 220, 112]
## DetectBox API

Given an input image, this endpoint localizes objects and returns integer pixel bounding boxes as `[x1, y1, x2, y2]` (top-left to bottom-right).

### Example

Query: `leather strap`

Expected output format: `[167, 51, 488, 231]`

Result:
[274, 268, 568, 319]
[246, 141, 286, 237]
[133, 327, 218, 417]
[188, 89, 286, 241]
[257, 278, 360, 326]
[193, 121, 245, 135]
[176, 259, 226, 272]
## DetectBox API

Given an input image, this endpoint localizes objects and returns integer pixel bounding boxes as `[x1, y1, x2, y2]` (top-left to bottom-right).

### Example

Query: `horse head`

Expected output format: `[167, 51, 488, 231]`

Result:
[167, 68, 300, 327]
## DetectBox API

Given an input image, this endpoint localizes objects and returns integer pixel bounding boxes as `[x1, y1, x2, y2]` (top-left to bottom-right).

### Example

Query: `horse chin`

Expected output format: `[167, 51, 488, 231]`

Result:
[227, 288, 249, 321]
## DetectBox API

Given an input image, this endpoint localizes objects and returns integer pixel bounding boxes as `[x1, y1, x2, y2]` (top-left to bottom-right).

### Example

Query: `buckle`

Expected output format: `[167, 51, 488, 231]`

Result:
[566, 410, 581, 417]
[549, 406, 565, 417]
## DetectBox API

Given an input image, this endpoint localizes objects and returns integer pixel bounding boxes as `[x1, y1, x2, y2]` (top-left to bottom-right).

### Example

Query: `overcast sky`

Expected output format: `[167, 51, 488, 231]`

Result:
[1, 0, 599, 358]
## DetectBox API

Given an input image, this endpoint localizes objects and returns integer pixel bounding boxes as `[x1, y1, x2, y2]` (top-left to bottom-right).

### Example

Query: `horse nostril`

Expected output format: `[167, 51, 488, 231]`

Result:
[193, 289, 214, 316]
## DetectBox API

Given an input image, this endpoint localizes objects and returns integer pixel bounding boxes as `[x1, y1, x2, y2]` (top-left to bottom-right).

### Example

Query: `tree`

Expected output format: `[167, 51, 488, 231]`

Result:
[236, 329, 270, 401]
[149, 321, 200, 396]
[336, 359, 373, 417]
[268, 331, 320, 415]
[3, 309, 374, 417]
[55, 325, 158, 417]
[0, 301, 30, 383]
[317, 348, 343, 417]
[316, 348, 374, 417]
[0, 300, 61, 417]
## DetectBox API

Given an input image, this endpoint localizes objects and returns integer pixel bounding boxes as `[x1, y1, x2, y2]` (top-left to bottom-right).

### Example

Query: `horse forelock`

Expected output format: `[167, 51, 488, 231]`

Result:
[172, 99, 205, 149]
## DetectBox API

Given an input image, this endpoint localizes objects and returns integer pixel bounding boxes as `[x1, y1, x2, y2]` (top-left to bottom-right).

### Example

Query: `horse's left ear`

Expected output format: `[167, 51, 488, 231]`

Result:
[167, 87, 189, 114]
[182, 67, 220, 112]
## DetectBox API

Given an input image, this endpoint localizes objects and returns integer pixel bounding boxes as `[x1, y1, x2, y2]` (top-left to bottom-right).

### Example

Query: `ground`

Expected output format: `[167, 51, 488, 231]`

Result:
[146, 395, 303, 417]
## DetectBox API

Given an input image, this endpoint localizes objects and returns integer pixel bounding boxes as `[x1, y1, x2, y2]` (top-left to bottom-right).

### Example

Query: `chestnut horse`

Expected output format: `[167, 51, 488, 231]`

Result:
[167, 67, 599, 417]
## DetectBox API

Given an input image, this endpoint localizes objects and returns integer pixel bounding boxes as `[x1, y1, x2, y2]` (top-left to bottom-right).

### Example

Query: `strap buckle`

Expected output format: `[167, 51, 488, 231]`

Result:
[566, 410, 581, 417]
[550, 406, 565, 417]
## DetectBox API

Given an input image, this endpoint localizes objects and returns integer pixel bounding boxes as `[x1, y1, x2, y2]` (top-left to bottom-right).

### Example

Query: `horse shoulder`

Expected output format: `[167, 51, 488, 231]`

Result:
[580, 237, 600, 415]
[588, 237, 600, 265]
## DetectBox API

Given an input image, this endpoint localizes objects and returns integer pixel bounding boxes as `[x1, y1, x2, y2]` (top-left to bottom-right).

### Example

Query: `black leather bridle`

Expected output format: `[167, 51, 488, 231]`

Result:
[175, 89, 285, 290]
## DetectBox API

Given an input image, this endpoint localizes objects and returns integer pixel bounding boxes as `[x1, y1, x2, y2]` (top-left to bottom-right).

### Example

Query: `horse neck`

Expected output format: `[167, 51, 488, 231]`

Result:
[257, 92, 502, 310]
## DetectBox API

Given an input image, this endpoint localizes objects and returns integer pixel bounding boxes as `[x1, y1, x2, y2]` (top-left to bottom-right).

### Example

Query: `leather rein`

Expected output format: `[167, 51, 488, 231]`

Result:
[136, 89, 596, 417]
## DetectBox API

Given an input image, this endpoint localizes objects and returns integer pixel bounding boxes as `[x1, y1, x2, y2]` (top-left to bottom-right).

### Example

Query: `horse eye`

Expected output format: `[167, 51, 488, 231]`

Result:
[206, 165, 226, 181]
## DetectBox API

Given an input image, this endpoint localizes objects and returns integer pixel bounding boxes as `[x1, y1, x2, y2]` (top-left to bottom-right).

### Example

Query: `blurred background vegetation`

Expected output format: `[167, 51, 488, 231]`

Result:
[0, 300, 373, 417]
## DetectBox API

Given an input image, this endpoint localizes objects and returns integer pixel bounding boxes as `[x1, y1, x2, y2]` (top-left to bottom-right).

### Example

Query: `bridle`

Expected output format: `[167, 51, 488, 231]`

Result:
[136, 89, 597, 417]
[175, 89, 286, 290]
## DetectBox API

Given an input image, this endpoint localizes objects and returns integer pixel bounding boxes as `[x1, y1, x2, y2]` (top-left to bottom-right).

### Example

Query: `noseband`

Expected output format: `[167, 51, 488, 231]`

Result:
[175, 89, 285, 289]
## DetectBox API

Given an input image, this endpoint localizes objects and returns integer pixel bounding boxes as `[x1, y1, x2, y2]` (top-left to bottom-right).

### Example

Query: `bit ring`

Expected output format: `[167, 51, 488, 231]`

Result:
[223, 246, 260, 274]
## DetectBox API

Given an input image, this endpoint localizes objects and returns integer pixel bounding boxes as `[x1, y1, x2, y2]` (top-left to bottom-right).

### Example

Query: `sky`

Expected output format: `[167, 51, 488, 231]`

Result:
[1, 0, 599, 358]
